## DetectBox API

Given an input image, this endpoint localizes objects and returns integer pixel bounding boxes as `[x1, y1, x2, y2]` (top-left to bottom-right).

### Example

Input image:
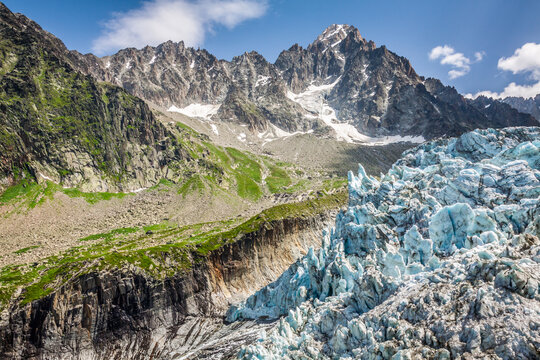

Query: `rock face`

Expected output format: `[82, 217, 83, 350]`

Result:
[0, 210, 337, 359]
[0, 3, 186, 192]
[502, 94, 540, 121]
[69, 44, 311, 133]
[466, 95, 539, 130]
[227, 127, 540, 359]
[71, 24, 538, 141]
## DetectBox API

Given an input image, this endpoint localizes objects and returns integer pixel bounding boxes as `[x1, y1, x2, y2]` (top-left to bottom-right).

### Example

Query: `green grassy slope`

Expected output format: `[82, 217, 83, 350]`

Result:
[0, 190, 346, 308]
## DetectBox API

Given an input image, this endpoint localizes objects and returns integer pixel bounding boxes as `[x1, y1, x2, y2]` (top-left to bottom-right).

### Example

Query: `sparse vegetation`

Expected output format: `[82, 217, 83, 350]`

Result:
[0, 190, 346, 309]
[0, 180, 130, 213]
[13, 245, 40, 255]
[266, 163, 292, 193]
[79, 227, 139, 242]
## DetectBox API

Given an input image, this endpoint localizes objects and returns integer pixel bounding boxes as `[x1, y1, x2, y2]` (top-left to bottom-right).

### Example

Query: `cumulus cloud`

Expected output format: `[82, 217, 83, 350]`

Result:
[465, 82, 540, 100]
[498, 43, 540, 79]
[429, 45, 483, 79]
[92, 0, 267, 55]
[466, 43, 540, 99]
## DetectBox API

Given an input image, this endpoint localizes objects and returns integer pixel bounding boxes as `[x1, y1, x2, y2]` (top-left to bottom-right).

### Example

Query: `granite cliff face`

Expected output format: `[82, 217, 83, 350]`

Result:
[71, 24, 538, 141]
[0, 3, 186, 192]
[70, 43, 311, 133]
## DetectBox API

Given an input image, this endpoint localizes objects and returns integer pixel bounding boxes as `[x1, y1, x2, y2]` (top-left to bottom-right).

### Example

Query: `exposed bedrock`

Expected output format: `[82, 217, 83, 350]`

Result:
[0, 212, 337, 359]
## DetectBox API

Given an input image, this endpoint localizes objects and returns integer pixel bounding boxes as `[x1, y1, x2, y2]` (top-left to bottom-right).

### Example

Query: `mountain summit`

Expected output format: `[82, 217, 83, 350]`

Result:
[311, 24, 364, 48]
[68, 24, 537, 143]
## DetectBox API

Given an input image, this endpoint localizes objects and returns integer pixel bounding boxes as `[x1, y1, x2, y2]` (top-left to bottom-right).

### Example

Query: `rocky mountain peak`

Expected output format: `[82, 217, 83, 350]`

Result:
[232, 50, 267, 64]
[502, 94, 540, 121]
[313, 24, 361, 46]
[62, 17, 537, 142]
[308, 24, 369, 54]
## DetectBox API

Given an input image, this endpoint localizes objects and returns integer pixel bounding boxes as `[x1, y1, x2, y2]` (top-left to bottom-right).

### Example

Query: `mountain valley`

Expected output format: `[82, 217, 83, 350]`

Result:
[0, 2, 538, 359]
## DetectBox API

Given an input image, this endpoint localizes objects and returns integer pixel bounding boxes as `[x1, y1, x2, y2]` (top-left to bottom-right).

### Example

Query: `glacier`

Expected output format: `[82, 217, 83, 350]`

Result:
[226, 127, 540, 359]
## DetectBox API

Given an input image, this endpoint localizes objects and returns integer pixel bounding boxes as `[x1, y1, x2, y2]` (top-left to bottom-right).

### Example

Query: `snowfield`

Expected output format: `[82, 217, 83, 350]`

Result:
[286, 79, 424, 145]
[167, 103, 221, 120]
[227, 127, 540, 359]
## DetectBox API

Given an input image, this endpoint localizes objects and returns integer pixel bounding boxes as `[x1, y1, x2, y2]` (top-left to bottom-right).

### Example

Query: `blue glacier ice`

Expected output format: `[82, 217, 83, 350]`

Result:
[226, 127, 540, 359]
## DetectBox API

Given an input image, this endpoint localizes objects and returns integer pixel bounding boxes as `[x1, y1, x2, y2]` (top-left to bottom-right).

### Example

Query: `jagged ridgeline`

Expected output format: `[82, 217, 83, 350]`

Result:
[69, 24, 538, 143]
[0, 3, 187, 192]
[501, 94, 540, 121]
[0, 3, 303, 197]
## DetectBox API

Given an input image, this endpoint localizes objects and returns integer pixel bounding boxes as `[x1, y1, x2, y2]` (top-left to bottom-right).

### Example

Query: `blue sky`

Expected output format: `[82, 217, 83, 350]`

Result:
[3, 0, 540, 98]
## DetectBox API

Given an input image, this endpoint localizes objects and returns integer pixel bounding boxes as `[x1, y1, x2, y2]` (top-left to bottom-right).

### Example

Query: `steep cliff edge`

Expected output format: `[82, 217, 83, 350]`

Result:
[0, 3, 187, 192]
[0, 193, 344, 359]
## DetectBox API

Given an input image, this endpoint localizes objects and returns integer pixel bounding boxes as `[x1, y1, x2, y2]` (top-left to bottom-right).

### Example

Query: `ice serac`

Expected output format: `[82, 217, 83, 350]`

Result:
[226, 127, 540, 359]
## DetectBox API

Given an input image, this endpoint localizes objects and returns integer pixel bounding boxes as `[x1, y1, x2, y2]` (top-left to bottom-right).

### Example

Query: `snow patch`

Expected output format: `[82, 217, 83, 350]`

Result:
[257, 124, 315, 146]
[255, 75, 271, 87]
[149, 55, 156, 65]
[39, 173, 53, 182]
[237, 133, 247, 142]
[210, 124, 219, 136]
[167, 104, 221, 120]
[331, 39, 342, 48]
[320, 24, 347, 41]
[287, 78, 424, 145]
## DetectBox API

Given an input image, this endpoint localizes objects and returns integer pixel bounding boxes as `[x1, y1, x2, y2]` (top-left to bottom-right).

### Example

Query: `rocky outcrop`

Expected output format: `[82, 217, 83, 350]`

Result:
[466, 94, 539, 130]
[275, 26, 538, 139]
[228, 127, 540, 359]
[502, 94, 540, 121]
[0, 3, 187, 192]
[70, 43, 310, 133]
[0, 209, 339, 359]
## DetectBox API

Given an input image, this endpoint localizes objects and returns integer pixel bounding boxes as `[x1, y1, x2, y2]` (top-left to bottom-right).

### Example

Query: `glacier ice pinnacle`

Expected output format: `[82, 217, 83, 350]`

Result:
[226, 127, 540, 359]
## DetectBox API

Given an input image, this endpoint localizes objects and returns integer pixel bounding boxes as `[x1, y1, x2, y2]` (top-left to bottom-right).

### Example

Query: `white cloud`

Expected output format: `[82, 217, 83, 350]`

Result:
[429, 45, 483, 79]
[448, 69, 468, 79]
[474, 51, 485, 62]
[429, 45, 455, 60]
[498, 43, 540, 79]
[466, 43, 540, 99]
[92, 0, 267, 55]
[465, 81, 540, 100]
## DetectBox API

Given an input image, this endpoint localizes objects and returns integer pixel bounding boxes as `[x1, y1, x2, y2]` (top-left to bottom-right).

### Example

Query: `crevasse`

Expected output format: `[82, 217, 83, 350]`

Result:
[226, 127, 540, 359]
